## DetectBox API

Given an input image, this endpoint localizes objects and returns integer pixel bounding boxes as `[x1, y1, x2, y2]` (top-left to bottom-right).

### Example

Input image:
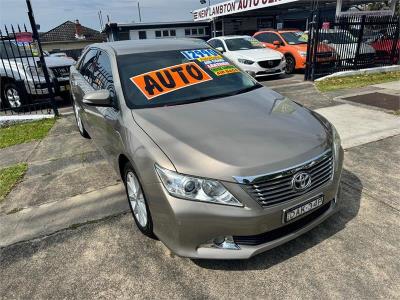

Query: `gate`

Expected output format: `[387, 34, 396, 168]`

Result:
[0, 1, 59, 116]
[305, 13, 400, 80]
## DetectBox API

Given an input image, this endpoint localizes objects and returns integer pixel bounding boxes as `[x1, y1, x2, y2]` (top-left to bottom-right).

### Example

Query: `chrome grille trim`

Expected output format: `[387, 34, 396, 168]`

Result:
[237, 150, 333, 207]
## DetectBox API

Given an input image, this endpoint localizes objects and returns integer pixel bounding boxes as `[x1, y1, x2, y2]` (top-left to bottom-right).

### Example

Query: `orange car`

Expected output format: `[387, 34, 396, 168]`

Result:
[253, 29, 336, 74]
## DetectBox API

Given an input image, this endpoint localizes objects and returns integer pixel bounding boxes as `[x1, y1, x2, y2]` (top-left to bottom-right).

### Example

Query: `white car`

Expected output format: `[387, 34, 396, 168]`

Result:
[319, 29, 376, 66]
[0, 39, 74, 109]
[208, 35, 286, 78]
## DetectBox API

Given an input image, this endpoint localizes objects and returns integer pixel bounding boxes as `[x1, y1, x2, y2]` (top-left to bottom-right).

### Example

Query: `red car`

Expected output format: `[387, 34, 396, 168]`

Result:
[370, 34, 400, 64]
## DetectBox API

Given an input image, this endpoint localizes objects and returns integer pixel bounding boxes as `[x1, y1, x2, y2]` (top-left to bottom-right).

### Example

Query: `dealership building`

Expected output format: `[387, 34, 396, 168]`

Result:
[192, 0, 398, 36]
[104, 0, 398, 41]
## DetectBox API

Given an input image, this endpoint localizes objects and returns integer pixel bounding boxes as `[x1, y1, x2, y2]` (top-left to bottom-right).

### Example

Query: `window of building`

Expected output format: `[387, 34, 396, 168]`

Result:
[155, 30, 161, 38]
[198, 28, 204, 35]
[138, 31, 147, 40]
[185, 29, 190, 36]
[163, 30, 169, 37]
[170, 29, 176, 37]
[118, 31, 129, 41]
[191, 28, 198, 35]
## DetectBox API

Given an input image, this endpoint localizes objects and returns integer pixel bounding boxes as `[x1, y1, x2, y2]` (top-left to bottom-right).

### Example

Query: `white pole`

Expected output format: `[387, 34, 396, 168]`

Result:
[336, 0, 343, 16]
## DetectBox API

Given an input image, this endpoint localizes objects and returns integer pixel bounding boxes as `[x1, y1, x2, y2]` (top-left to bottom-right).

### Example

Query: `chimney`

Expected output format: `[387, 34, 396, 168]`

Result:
[75, 19, 85, 39]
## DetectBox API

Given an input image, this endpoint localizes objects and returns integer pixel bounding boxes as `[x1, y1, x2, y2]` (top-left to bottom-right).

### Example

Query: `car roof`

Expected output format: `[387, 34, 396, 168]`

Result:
[90, 38, 209, 56]
[256, 29, 301, 34]
[212, 35, 251, 40]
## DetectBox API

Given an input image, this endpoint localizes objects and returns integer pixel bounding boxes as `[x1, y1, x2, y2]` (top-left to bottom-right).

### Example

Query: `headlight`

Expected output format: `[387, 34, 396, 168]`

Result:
[331, 124, 341, 170]
[299, 51, 307, 57]
[155, 164, 243, 207]
[238, 58, 254, 65]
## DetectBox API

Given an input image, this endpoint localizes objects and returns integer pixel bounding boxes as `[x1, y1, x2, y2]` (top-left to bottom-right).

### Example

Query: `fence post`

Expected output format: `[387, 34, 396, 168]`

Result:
[311, 11, 321, 81]
[389, 16, 399, 64]
[304, 11, 314, 81]
[26, 0, 59, 116]
[354, 15, 366, 69]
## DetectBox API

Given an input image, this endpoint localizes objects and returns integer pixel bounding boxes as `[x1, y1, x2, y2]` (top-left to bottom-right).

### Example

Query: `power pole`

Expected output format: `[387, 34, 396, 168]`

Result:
[138, 1, 142, 22]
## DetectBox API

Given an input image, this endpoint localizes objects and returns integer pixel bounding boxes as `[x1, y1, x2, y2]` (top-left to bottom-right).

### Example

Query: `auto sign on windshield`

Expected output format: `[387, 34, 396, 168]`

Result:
[130, 62, 213, 100]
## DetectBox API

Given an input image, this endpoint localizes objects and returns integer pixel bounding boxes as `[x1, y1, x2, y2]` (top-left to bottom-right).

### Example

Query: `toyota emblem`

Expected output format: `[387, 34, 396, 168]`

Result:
[291, 172, 312, 191]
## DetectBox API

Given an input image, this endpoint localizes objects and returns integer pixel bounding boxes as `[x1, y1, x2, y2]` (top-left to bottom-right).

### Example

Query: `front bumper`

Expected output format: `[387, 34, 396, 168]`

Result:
[142, 150, 344, 259]
[239, 61, 286, 78]
[25, 77, 70, 96]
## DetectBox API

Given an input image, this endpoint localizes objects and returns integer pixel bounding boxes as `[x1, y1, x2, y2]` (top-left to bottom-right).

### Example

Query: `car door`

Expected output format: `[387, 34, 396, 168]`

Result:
[71, 48, 98, 136]
[81, 50, 124, 164]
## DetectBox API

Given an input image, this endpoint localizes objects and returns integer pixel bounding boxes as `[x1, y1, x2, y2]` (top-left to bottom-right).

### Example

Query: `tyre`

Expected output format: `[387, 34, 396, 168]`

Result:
[73, 101, 90, 139]
[123, 163, 156, 238]
[285, 55, 296, 74]
[2, 82, 23, 110]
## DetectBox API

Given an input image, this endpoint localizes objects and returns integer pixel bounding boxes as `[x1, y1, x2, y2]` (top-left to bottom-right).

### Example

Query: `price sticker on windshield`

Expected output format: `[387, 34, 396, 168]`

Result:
[181, 49, 219, 60]
[130, 62, 213, 101]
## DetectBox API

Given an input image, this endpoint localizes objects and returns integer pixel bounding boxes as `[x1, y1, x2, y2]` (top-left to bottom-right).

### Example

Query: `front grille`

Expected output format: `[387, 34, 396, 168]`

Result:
[258, 59, 281, 68]
[243, 151, 333, 207]
[51, 66, 71, 78]
[233, 201, 332, 246]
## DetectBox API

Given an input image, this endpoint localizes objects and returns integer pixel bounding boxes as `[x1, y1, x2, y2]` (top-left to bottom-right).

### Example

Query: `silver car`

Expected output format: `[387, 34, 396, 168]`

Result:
[70, 39, 343, 259]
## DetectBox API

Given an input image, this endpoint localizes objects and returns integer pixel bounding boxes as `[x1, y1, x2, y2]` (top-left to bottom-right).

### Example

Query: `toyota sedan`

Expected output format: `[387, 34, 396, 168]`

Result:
[70, 39, 343, 259]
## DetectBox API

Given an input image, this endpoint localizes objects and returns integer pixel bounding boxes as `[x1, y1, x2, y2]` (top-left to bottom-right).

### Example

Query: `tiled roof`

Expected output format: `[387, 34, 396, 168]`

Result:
[40, 21, 105, 42]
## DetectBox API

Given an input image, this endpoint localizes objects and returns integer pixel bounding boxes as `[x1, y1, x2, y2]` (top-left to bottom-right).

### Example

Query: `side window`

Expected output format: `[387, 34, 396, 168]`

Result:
[270, 33, 284, 44]
[254, 33, 269, 43]
[79, 49, 98, 85]
[93, 51, 116, 102]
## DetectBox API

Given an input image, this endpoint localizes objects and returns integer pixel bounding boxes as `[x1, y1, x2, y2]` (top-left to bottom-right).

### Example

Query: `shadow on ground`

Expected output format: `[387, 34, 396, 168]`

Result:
[193, 168, 362, 270]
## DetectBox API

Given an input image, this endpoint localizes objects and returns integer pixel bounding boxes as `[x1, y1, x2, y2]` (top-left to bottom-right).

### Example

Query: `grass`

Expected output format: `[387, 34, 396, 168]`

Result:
[0, 118, 56, 149]
[315, 71, 400, 92]
[0, 163, 28, 202]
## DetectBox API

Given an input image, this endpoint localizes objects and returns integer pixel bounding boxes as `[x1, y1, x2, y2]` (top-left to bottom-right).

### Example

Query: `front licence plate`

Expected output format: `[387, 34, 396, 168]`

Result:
[283, 196, 324, 223]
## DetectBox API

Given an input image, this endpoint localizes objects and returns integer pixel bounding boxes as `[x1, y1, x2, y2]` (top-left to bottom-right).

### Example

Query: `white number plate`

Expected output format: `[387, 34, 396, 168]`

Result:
[283, 196, 324, 223]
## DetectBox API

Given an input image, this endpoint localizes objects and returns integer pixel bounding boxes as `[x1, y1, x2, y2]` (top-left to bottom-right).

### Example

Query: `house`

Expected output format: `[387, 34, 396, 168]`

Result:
[40, 20, 105, 59]
[104, 21, 211, 42]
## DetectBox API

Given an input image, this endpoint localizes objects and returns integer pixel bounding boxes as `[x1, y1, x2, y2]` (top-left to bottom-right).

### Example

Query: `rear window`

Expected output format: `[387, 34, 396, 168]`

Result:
[117, 48, 260, 108]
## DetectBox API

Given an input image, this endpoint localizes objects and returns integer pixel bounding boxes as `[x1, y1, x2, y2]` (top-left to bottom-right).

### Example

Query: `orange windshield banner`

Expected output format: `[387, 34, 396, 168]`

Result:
[130, 62, 213, 101]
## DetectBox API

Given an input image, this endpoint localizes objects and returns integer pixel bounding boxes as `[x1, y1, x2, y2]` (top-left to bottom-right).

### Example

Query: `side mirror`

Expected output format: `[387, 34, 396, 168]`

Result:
[273, 41, 281, 47]
[83, 89, 112, 107]
[215, 46, 225, 53]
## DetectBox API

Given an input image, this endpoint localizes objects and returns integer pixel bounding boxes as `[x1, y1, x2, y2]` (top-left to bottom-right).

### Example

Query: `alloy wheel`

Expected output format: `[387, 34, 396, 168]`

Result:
[126, 171, 148, 228]
[285, 56, 295, 74]
[6, 87, 22, 108]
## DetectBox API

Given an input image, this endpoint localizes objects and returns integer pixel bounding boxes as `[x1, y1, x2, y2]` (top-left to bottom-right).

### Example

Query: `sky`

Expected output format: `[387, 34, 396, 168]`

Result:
[0, 0, 225, 32]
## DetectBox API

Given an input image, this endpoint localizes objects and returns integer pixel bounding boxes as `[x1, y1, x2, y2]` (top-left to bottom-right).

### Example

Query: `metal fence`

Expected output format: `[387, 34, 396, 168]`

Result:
[0, 25, 59, 115]
[305, 14, 400, 80]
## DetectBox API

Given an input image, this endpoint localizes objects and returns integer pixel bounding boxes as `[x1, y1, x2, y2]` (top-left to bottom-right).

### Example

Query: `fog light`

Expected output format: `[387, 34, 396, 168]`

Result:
[213, 236, 240, 250]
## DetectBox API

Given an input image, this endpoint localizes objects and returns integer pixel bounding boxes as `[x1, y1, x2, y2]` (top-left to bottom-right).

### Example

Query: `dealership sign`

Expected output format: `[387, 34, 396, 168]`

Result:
[193, 0, 299, 21]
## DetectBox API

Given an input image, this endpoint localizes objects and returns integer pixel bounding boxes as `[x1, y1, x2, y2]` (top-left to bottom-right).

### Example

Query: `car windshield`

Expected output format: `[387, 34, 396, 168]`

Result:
[0, 40, 37, 59]
[280, 32, 308, 45]
[225, 37, 265, 51]
[118, 49, 261, 109]
[319, 31, 357, 44]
